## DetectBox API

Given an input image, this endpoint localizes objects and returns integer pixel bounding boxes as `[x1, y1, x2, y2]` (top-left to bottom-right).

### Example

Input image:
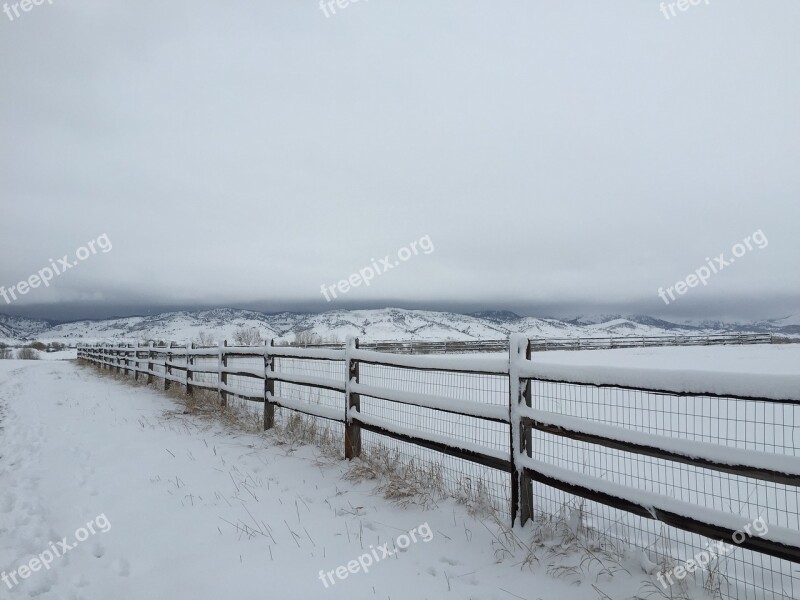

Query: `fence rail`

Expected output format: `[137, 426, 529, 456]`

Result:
[279, 332, 774, 354]
[77, 334, 799, 600]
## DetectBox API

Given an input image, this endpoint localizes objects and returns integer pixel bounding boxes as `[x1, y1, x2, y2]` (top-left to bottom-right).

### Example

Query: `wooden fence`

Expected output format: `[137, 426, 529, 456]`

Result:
[287, 332, 773, 354]
[77, 334, 799, 599]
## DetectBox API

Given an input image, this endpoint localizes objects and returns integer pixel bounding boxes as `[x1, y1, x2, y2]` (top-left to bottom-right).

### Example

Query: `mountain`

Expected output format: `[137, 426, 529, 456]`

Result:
[680, 315, 800, 335]
[0, 315, 54, 342]
[3, 307, 796, 345]
[468, 310, 522, 324]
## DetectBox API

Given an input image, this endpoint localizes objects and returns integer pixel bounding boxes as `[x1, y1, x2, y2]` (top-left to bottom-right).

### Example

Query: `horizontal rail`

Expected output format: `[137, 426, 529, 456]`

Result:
[267, 393, 343, 422]
[522, 411, 800, 486]
[352, 411, 512, 472]
[351, 348, 508, 375]
[352, 382, 509, 423]
[529, 333, 773, 351]
[269, 372, 346, 393]
[220, 365, 264, 379]
[219, 383, 264, 402]
[519, 362, 800, 403]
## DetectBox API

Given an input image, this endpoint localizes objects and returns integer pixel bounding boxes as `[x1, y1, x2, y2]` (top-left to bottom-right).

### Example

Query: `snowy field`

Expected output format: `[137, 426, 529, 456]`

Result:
[0, 357, 656, 600]
[533, 343, 800, 376]
[3, 344, 797, 599]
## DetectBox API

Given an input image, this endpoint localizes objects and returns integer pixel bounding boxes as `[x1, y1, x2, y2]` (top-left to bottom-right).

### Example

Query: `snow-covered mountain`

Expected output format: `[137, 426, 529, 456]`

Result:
[2, 308, 797, 345]
[0, 315, 53, 343]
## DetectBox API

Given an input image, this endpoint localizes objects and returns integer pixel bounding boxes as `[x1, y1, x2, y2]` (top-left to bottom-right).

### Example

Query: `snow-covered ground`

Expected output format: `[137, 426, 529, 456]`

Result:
[0, 358, 653, 600]
[534, 343, 800, 375]
[3, 344, 797, 599]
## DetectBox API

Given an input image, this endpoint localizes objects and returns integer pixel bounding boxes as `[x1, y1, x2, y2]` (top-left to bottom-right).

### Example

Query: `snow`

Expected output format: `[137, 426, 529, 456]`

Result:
[271, 372, 346, 393]
[522, 408, 800, 478]
[351, 347, 509, 374]
[0, 359, 648, 599]
[516, 458, 800, 550]
[351, 382, 509, 422]
[524, 344, 800, 401]
[350, 409, 511, 465]
[533, 343, 800, 375]
[266, 392, 344, 422]
[10, 307, 795, 346]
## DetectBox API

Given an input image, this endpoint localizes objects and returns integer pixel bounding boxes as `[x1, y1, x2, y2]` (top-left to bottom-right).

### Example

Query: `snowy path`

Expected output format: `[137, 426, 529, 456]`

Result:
[0, 360, 643, 600]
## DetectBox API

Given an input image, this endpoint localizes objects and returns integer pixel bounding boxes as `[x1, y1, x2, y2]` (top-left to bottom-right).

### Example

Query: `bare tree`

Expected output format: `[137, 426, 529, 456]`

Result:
[291, 330, 339, 346]
[18, 347, 39, 360]
[195, 330, 216, 346]
[232, 326, 264, 346]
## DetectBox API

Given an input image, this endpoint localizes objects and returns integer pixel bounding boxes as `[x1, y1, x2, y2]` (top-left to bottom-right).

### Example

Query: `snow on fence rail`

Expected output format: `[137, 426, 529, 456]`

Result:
[288, 332, 774, 354]
[77, 335, 799, 600]
[528, 332, 774, 351]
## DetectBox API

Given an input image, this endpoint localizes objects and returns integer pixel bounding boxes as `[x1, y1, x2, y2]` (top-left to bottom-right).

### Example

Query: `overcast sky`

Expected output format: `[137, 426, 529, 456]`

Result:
[1, 1, 798, 322]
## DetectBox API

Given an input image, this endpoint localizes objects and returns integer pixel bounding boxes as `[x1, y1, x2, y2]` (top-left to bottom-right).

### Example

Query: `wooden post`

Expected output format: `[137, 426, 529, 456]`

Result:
[520, 338, 533, 525]
[509, 334, 533, 527]
[164, 342, 172, 391]
[264, 339, 275, 430]
[345, 337, 361, 460]
[124, 344, 131, 376]
[186, 341, 194, 396]
[219, 340, 228, 406]
[147, 342, 154, 385]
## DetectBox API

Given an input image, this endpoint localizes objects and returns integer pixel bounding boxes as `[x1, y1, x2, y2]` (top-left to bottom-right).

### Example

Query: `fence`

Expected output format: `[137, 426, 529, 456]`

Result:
[285, 332, 774, 354]
[528, 332, 773, 351]
[77, 335, 799, 600]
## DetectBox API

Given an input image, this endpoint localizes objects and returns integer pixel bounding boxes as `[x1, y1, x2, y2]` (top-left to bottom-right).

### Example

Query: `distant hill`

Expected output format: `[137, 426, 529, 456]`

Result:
[2, 307, 797, 345]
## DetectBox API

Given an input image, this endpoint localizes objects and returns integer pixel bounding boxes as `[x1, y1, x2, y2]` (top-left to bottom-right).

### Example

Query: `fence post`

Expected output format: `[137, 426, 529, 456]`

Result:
[164, 342, 173, 391]
[219, 340, 228, 406]
[509, 333, 533, 527]
[345, 336, 361, 460]
[264, 339, 275, 430]
[147, 342, 154, 385]
[186, 341, 194, 396]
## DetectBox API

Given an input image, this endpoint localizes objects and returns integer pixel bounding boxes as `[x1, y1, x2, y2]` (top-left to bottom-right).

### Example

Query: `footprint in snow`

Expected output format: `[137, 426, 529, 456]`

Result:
[114, 557, 131, 577]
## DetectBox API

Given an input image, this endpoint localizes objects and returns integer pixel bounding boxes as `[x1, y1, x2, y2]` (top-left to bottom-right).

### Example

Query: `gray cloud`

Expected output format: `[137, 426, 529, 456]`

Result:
[1, 1, 798, 321]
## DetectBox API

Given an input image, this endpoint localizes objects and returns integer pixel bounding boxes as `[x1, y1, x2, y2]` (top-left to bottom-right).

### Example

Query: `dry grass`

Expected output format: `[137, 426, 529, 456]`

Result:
[270, 412, 343, 459]
[344, 443, 446, 510]
[526, 497, 632, 584]
[77, 359, 261, 433]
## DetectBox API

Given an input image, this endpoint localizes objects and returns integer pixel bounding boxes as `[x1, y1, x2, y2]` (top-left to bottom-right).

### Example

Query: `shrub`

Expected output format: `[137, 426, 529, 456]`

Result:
[18, 347, 40, 360]
[195, 330, 216, 346]
[232, 326, 264, 346]
[291, 331, 339, 346]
